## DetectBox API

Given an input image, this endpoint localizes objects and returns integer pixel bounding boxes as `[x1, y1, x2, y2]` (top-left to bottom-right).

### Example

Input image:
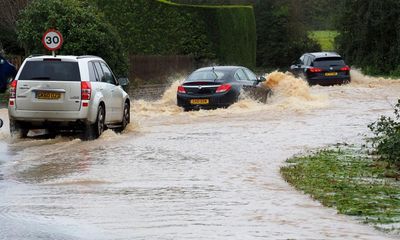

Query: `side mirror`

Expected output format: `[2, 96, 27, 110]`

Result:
[291, 64, 301, 69]
[118, 77, 130, 87]
[0, 119, 3, 128]
[257, 76, 266, 83]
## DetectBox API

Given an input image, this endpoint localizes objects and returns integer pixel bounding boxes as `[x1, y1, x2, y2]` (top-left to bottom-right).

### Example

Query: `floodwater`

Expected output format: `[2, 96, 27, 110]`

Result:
[0, 70, 399, 240]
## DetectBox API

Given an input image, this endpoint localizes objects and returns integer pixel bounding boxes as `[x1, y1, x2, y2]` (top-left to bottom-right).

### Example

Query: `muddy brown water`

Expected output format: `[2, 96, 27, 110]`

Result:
[0, 70, 399, 239]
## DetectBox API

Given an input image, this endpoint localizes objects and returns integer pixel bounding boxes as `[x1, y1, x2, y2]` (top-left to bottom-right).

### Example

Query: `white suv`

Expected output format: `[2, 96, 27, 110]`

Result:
[8, 55, 130, 140]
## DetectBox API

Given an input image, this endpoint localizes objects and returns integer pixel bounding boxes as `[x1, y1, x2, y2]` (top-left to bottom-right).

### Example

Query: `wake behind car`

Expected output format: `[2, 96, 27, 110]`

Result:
[290, 52, 351, 86]
[8, 55, 131, 140]
[177, 66, 269, 111]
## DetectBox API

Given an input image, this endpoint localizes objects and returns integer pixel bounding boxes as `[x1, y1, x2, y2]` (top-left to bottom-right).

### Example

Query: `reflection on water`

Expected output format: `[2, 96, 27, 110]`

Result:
[0, 71, 399, 239]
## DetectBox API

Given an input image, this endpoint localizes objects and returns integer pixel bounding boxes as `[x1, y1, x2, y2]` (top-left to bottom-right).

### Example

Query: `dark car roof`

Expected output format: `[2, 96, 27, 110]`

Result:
[195, 66, 243, 72]
[307, 52, 342, 59]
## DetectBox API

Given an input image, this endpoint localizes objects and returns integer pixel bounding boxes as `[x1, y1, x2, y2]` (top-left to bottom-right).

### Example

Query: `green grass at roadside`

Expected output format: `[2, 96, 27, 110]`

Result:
[281, 148, 400, 233]
[309, 31, 338, 51]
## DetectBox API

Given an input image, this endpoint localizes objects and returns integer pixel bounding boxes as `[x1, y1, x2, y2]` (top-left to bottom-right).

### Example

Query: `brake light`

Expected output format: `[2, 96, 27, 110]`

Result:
[308, 67, 323, 73]
[340, 65, 350, 71]
[216, 84, 232, 93]
[177, 85, 186, 94]
[81, 81, 91, 100]
[9, 80, 17, 99]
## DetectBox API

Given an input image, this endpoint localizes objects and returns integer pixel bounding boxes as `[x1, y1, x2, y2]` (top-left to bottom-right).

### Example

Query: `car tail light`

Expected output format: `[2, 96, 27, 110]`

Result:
[340, 65, 350, 71]
[81, 81, 91, 100]
[9, 80, 17, 99]
[177, 85, 186, 94]
[308, 67, 323, 73]
[216, 84, 232, 93]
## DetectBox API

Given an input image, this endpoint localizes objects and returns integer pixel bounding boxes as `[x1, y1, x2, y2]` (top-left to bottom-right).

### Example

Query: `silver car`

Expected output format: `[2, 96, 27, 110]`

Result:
[8, 55, 131, 140]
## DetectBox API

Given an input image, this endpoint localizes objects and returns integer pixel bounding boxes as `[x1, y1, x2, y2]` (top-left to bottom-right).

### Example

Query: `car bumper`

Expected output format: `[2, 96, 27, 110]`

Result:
[8, 108, 90, 123]
[307, 76, 351, 86]
[177, 91, 237, 110]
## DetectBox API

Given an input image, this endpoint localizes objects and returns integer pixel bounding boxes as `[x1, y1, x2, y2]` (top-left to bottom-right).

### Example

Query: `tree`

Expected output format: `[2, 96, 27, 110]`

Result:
[0, 0, 30, 54]
[255, 0, 320, 68]
[17, 0, 128, 76]
[336, 0, 400, 76]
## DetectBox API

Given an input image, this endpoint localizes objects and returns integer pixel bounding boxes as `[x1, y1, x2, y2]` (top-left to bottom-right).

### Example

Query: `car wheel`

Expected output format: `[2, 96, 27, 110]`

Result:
[115, 101, 130, 133]
[83, 105, 105, 140]
[9, 119, 29, 138]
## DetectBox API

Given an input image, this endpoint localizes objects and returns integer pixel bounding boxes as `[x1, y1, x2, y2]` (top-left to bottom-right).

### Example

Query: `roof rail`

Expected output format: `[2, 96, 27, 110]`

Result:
[28, 54, 45, 58]
[77, 55, 100, 59]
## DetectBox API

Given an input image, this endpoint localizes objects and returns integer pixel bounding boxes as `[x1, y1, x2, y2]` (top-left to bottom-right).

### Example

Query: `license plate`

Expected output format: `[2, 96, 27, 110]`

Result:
[190, 99, 209, 105]
[36, 91, 61, 100]
[325, 72, 338, 76]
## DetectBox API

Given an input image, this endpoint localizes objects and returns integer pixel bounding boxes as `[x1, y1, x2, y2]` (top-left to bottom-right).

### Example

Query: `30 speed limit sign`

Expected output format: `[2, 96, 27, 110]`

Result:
[42, 29, 63, 51]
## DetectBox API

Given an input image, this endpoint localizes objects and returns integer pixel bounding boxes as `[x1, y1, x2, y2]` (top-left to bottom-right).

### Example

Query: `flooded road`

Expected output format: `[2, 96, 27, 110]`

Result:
[0, 70, 399, 239]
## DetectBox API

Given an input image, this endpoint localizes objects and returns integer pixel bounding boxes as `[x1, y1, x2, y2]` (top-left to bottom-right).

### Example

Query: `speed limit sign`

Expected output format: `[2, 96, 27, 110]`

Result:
[42, 29, 63, 51]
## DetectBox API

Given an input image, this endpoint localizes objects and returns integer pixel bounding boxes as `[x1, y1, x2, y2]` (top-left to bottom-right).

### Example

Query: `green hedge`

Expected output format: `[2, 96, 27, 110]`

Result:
[92, 0, 256, 68]
[202, 7, 256, 67]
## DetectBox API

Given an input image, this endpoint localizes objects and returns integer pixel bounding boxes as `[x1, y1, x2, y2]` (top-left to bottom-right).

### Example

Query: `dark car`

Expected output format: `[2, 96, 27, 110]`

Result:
[290, 52, 351, 86]
[0, 55, 17, 92]
[177, 66, 269, 111]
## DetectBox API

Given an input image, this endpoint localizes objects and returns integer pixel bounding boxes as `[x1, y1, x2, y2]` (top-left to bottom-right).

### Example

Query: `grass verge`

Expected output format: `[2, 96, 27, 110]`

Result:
[308, 31, 338, 51]
[281, 147, 400, 233]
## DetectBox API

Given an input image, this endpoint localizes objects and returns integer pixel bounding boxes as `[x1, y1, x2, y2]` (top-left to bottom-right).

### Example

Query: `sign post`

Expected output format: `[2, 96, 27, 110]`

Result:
[42, 29, 63, 56]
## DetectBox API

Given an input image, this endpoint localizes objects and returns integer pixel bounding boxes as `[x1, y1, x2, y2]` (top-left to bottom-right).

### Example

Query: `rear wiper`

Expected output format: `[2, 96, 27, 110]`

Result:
[212, 67, 218, 82]
[30, 77, 51, 80]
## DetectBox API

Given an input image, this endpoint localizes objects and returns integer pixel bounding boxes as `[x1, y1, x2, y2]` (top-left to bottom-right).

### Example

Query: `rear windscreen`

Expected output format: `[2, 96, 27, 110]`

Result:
[313, 57, 345, 67]
[18, 61, 81, 81]
[186, 70, 227, 82]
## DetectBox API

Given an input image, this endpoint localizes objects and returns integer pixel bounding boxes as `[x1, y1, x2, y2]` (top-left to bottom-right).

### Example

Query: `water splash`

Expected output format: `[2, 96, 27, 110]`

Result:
[131, 71, 331, 117]
[349, 69, 400, 87]
[263, 71, 328, 110]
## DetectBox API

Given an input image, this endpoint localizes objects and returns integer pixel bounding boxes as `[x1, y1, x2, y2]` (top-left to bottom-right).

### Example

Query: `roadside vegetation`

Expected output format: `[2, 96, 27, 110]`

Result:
[336, 0, 400, 77]
[308, 31, 338, 51]
[17, 0, 127, 76]
[281, 101, 400, 233]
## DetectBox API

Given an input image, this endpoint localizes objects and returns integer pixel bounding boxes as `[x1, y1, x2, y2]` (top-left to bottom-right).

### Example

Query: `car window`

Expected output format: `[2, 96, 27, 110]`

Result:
[18, 60, 81, 81]
[313, 57, 346, 67]
[93, 62, 104, 82]
[235, 69, 249, 81]
[88, 62, 99, 82]
[243, 68, 257, 81]
[186, 70, 225, 82]
[299, 55, 305, 64]
[304, 56, 312, 66]
[100, 62, 116, 85]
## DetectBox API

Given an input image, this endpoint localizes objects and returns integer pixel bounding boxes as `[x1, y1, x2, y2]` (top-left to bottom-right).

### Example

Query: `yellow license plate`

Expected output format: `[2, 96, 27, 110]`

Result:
[36, 91, 61, 100]
[325, 72, 338, 76]
[190, 99, 209, 105]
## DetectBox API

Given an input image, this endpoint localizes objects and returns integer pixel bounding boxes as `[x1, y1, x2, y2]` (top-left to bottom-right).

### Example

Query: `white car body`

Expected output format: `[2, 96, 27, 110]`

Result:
[8, 55, 130, 139]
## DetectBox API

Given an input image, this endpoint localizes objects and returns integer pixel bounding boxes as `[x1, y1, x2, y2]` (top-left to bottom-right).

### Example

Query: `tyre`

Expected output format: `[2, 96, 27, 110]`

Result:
[9, 119, 29, 138]
[115, 101, 130, 133]
[83, 105, 105, 140]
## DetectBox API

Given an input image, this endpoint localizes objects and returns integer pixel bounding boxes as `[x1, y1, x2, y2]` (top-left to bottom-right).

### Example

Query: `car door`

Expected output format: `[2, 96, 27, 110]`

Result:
[92, 61, 113, 122]
[235, 68, 257, 97]
[291, 55, 305, 76]
[99, 62, 123, 122]
[243, 68, 269, 102]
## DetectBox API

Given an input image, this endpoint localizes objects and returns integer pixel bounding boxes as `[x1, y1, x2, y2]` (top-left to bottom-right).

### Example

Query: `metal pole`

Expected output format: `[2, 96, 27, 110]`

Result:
[52, 51, 55, 57]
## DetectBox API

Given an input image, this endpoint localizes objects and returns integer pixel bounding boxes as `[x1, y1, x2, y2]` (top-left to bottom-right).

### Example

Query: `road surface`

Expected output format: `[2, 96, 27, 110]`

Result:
[0, 70, 398, 239]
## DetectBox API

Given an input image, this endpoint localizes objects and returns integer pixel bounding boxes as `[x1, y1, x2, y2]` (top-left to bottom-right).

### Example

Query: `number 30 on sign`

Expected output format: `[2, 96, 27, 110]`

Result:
[42, 29, 63, 51]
